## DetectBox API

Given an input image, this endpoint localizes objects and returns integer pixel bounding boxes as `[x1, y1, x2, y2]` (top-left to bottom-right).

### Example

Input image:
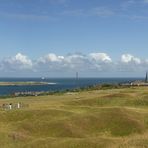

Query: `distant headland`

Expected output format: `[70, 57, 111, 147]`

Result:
[0, 81, 49, 86]
[122, 72, 148, 86]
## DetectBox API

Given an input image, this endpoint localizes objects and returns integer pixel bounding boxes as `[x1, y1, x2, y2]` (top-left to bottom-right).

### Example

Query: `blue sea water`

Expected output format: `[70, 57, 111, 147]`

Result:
[0, 78, 143, 96]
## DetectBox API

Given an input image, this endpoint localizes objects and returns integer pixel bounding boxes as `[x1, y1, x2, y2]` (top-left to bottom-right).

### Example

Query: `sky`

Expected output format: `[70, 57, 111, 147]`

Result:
[0, 0, 148, 77]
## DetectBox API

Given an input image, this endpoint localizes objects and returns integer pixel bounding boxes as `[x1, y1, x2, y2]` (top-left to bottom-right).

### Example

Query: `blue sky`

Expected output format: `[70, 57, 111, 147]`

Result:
[0, 0, 148, 77]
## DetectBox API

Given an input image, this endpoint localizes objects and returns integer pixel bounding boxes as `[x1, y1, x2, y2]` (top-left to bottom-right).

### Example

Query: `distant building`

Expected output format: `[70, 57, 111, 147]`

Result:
[122, 72, 148, 86]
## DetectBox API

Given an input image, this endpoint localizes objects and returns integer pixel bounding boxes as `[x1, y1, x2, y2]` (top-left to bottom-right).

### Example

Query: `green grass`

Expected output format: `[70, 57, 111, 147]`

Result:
[1, 87, 148, 147]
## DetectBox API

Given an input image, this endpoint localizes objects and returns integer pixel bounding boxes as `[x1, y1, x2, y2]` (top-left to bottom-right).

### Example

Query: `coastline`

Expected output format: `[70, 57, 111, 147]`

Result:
[0, 83, 128, 98]
[0, 77, 145, 97]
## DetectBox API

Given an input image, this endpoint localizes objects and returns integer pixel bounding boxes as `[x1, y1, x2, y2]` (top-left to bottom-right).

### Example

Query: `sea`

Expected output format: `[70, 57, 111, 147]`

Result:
[0, 77, 144, 96]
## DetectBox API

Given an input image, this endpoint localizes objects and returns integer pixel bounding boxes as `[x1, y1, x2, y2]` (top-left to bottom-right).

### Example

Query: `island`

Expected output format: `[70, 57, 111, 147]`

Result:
[0, 81, 49, 86]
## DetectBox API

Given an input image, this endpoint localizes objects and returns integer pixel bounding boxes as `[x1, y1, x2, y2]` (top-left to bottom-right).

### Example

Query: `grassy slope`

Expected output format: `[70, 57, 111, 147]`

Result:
[0, 87, 148, 147]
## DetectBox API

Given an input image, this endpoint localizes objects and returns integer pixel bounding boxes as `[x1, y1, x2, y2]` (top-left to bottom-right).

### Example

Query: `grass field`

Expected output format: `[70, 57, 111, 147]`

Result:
[1, 86, 148, 148]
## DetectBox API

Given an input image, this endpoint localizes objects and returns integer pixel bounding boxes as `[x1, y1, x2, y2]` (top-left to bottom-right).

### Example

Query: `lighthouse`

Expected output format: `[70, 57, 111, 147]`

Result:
[145, 72, 148, 83]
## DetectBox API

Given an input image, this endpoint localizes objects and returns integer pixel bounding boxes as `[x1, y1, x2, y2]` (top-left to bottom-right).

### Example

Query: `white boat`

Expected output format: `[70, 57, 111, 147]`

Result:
[48, 82, 57, 85]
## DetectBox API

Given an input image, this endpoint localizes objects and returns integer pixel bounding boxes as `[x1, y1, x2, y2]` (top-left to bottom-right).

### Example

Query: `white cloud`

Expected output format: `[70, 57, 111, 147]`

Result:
[39, 53, 64, 63]
[1, 52, 148, 76]
[35, 53, 65, 72]
[121, 54, 141, 64]
[64, 54, 91, 70]
[89, 53, 112, 63]
[15, 53, 32, 66]
[37, 53, 91, 71]
[65, 54, 86, 63]
[1, 53, 32, 71]
[35, 52, 112, 72]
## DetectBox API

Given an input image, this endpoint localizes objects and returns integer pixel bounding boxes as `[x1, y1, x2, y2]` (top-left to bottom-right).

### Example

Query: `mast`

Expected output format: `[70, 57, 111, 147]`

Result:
[76, 72, 79, 87]
[76, 72, 78, 81]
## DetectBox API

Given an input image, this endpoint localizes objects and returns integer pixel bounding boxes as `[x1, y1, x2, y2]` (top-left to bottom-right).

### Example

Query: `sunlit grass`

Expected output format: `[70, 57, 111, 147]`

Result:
[0, 86, 148, 147]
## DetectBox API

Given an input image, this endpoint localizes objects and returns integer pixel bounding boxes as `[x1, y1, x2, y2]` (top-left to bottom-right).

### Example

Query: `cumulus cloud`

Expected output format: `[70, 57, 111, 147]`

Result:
[121, 54, 141, 64]
[35, 52, 112, 72]
[89, 53, 112, 63]
[38, 53, 64, 63]
[36, 53, 91, 72]
[116, 54, 147, 73]
[15, 53, 33, 66]
[1, 53, 32, 71]
[64, 54, 87, 65]
[64, 54, 93, 71]
[0, 52, 148, 76]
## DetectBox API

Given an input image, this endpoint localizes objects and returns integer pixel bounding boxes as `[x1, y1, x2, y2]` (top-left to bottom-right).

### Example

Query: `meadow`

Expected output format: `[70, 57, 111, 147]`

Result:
[0, 86, 148, 148]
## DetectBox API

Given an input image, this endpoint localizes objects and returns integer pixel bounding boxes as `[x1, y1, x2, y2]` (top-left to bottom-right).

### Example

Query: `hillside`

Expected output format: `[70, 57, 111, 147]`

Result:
[0, 87, 148, 148]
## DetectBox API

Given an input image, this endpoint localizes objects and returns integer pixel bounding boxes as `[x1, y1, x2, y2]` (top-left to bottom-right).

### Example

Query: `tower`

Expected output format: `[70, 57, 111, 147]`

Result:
[145, 72, 148, 83]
